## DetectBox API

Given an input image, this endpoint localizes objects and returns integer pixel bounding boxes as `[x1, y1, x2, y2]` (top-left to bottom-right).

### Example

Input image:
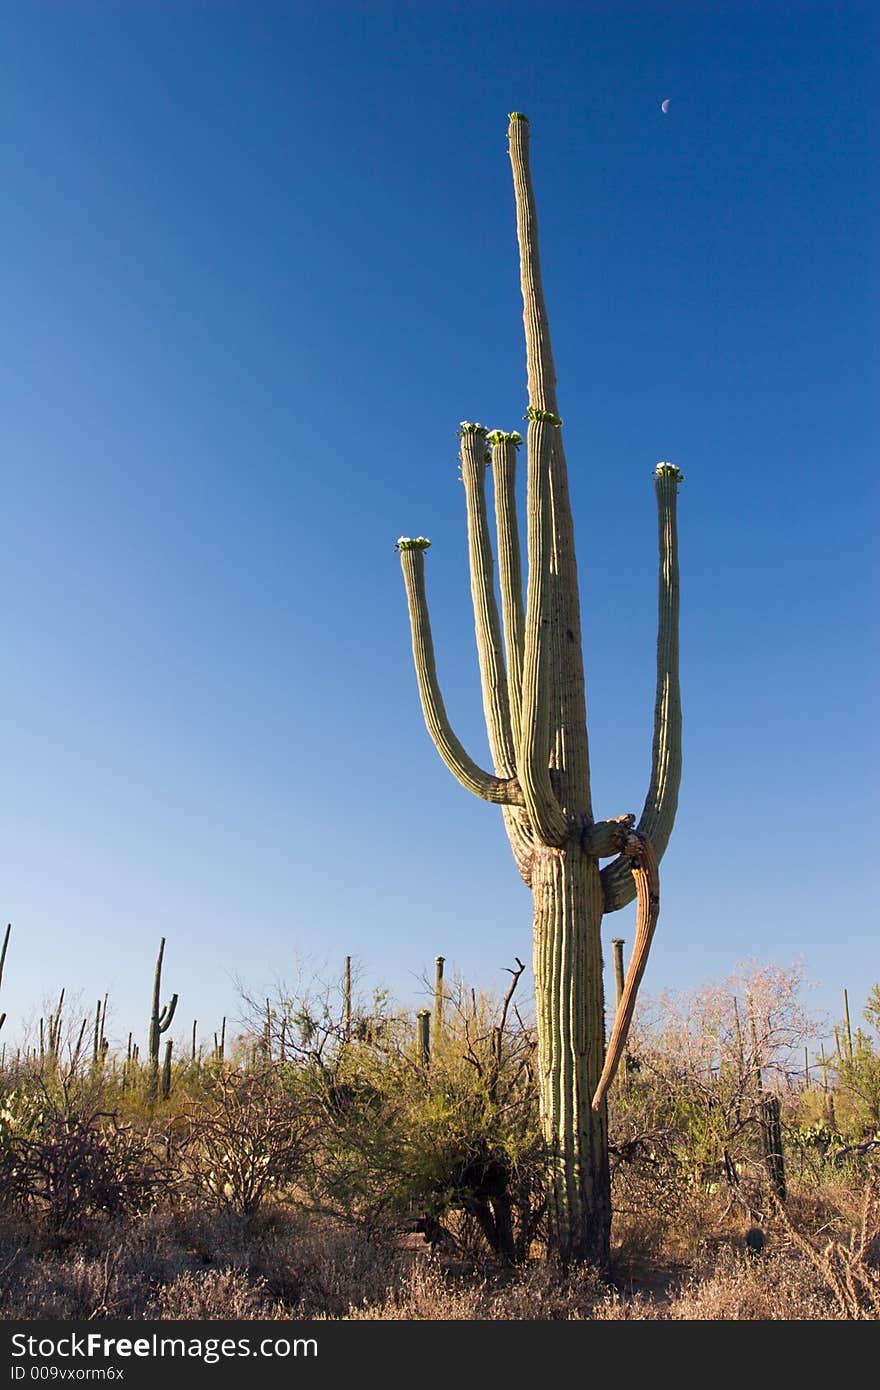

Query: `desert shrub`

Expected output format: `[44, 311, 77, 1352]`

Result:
[0, 1079, 165, 1234]
[825, 987, 880, 1140]
[177, 1064, 317, 1215]
[608, 961, 821, 1221]
[308, 968, 545, 1263]
[769, 1171, 880, 1319]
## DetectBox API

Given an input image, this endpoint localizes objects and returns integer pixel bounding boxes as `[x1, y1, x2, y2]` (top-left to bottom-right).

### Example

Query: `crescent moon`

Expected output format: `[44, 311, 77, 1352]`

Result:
[661, 98, 670, 113]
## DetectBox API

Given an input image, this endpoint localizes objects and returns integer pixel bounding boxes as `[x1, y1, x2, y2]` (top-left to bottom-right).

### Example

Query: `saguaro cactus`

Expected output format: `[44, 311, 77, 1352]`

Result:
[343, 955, 352, 1043]
[147, 936, 178, 1105]
[611, 939, 626, 1009]
[0, 923, 11, 1032]
[396, 115, 682, 1266]
[92, 994, 109, 1071]
[416, 1008, 431, 1068]
[433, 955, 445, 1036]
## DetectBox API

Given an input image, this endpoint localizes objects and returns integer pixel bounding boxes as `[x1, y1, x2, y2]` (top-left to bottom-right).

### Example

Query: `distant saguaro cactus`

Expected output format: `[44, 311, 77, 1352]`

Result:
[343, 955, 352, 1043]
[147, 937, 178, 1105]
[41, 989, 65, 1067]
[92, 994, 108, 1070]
[214, 1016, 226, 1064]
[396, 115, 682, 1267]
[416, 1009, 431, 1068]
[0, 923, 10, 1032]
[611, 939, 626, 1009]
[433, 955, 445, 1036]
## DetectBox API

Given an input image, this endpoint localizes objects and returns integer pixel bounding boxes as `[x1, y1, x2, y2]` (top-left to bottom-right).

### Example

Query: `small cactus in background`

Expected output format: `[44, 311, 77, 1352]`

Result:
[147, 937, 178, 1105]
[761, 1093, 787, 1202]
[0, 923, 10, 1032]
[214, 1016, 226, 1063]
[40, 989, 65, 1067]
[161, 1038, 173, 1101]
[748, 995, 787, 1202]
[92, 994, 108, 1070]
[433, 955, 445, 1037]
[611, 939, 626, 1009]
[416, 1009, 431, 1068]
[843, 988, 854, 1060]
[343, 956, 352, 1043]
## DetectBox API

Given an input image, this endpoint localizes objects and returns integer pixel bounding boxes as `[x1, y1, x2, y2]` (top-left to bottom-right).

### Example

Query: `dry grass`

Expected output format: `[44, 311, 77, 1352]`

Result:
[0, 1175, 874, 1320]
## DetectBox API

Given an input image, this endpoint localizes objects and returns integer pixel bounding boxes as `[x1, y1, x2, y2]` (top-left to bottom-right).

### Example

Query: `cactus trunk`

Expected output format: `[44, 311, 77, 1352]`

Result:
[532, 848, 609, 1265]
[416, 1008, 431, 1067]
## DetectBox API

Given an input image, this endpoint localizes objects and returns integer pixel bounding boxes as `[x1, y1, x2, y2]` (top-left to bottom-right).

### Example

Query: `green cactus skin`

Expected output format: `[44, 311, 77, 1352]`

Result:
[761, 1094, 786, 1201]
[42, 989, 65, 1063]
[161, 1038, 173, 1101]
[92, 994, 108, 1069]
[611, 939, 626, 1008]
[343, 956, 352, 1043]
[0, 923, 10, 1033]
[396, 116, 683, 1266]
[147, 936, 178, 1105]
[416, 1008, 431, 1068]
[433, 955, 445, 1036]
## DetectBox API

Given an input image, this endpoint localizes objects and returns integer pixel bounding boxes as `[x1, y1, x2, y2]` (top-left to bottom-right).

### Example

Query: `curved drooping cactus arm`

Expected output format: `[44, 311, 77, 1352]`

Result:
[158, 995, 178, 1031]
[592, 830, 660, 1110]
[397, 540, 525, 807]
[487, 430, 526, 755]
[601, 465, 682, 911]
[509, 114, 592, 817]
[458, 424, 517, 777]
[519, 412, 568, 846]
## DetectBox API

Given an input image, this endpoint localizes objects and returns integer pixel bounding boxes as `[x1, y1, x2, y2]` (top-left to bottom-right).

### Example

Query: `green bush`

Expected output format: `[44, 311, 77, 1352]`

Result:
[308, 975, 545, 1262]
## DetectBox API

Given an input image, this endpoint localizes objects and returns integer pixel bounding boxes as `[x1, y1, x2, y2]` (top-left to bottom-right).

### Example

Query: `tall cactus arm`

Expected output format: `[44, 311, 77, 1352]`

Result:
[601, 464, 682, 911]
[592, 830, 660, 1110]
[149, 937, 166, 1057]
[458, 425, 517, 776]
[398, 540, 525, 807]
[508, 113, 558, 415]
[488, 431, 526, 755]
[519, 413, 568, 846]
[460, 423, 534, 874]
[509, 114, 592, 816]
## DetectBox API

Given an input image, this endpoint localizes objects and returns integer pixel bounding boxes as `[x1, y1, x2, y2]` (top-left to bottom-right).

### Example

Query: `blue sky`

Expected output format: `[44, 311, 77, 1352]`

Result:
[2, 1, 876, 1057]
